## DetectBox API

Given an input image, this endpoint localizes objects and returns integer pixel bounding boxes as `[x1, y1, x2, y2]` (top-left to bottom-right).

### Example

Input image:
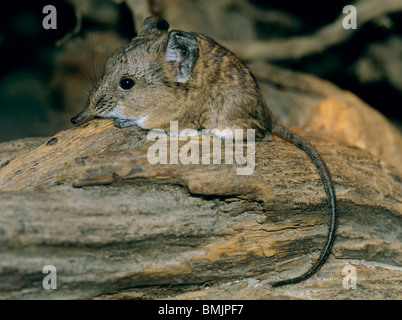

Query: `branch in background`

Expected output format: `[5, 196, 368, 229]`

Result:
[355, 36, 402, 91]
[232, 0, 303, 31]
[221, 0, 402, 61]
[56, 0, 83, 47]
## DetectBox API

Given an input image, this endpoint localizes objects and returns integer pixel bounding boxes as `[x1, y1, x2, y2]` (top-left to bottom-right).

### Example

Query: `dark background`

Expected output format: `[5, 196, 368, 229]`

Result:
[1, 0, 401, 142]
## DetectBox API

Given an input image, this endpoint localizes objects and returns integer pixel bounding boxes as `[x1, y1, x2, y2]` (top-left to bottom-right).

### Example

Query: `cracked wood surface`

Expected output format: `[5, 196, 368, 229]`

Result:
[0, 118, 401, 299]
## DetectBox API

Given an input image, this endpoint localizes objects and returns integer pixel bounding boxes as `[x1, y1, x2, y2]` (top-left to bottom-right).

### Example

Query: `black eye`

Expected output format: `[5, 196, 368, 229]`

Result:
[119, 78, 135, 90]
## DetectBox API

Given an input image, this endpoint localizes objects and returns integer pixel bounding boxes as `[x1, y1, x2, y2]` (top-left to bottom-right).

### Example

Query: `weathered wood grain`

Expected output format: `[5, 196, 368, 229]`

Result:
[0, 119, 401, 299]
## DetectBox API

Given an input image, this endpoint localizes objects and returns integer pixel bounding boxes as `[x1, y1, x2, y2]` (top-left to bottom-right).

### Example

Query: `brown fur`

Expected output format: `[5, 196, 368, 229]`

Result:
[72, 18, 275, 139]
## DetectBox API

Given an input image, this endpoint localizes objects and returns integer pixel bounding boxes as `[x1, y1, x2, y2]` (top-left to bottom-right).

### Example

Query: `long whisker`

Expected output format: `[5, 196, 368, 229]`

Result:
[90, 33, 98, 84]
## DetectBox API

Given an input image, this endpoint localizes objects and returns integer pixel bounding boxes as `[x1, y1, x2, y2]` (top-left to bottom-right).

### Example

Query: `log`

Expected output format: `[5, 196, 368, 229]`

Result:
[0, 118, 401, 299]
[0, 137, 47, 169]
[249, 62, 402, 172]
[0, 121, 149, 191]
[0, 63, 401, 299]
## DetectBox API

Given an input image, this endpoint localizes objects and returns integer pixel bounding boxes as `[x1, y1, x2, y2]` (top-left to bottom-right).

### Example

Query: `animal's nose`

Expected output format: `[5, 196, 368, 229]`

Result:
[71, 112, 86, 125]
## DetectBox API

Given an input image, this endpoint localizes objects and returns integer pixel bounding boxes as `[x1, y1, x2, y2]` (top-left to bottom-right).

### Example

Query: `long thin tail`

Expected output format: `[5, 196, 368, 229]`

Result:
[271, 123, 337, 287]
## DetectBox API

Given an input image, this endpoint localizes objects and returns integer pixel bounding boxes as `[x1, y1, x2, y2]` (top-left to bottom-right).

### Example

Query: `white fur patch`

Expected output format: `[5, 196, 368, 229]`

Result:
[100, 102, 149, 128]
[133, 114, 149, 128]
[167, 129, 203, 137]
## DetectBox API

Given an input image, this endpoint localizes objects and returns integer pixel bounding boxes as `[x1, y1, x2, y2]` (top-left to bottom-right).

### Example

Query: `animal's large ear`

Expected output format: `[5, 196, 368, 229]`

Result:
[138, 16, 170, 36]
[165, 31, 199, 83]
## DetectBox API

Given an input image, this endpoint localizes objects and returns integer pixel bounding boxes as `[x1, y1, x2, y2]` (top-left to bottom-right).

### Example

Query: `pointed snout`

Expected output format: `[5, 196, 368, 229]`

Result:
[71, 111, 94, 125]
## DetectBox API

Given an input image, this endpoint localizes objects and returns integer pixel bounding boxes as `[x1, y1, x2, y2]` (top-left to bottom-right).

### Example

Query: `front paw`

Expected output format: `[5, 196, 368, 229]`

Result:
[113, 118, 137, 128]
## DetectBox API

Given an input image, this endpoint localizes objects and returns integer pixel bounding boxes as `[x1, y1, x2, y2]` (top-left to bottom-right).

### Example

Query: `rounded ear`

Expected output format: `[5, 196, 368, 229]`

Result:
[138, 16, 170, 36]
[165, 31, 199, 83]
